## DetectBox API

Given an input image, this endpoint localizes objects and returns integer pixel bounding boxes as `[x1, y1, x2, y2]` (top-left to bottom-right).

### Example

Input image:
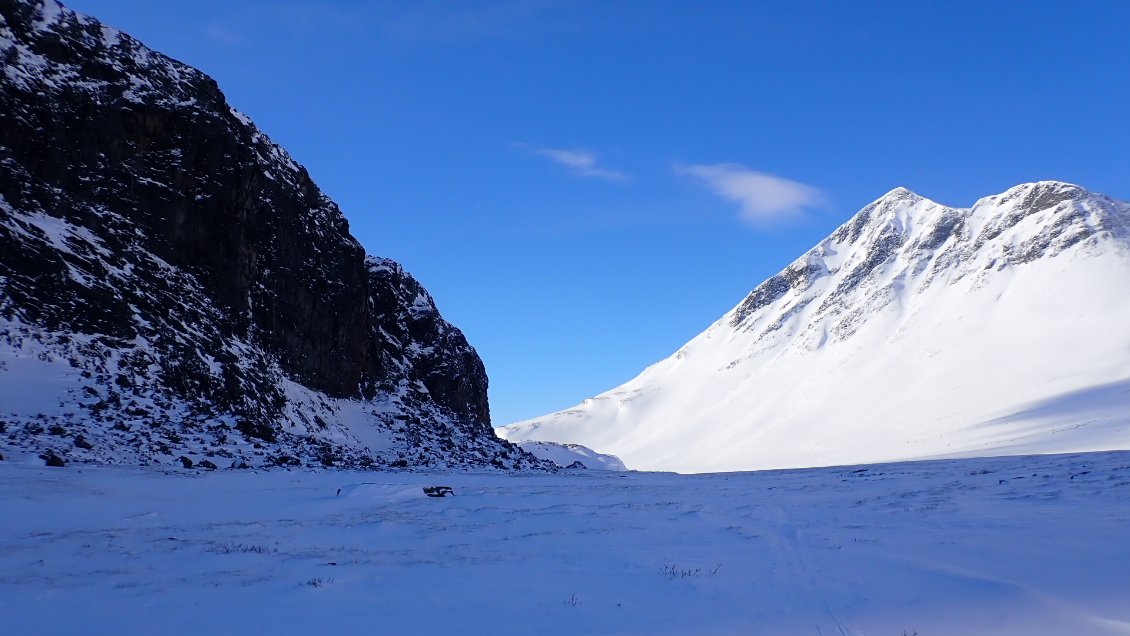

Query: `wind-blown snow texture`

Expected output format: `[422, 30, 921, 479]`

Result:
[2, 450, 1129, 635]
[503, 182, 1130, 472]
[0, 0, 541, 470]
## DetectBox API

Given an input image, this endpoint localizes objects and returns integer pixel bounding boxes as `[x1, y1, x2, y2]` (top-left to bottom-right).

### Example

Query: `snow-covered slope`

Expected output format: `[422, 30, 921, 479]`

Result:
[501, 182, 1130, 473]
[515, 440, 627, 471]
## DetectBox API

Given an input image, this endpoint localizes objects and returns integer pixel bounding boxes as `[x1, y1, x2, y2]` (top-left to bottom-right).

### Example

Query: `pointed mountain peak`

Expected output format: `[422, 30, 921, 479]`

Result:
[875, 186, 923, 203]
[830, 186, 944, 246]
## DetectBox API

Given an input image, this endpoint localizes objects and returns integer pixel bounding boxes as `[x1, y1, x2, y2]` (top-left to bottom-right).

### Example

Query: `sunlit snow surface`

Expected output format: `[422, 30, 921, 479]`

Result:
[2, 451, 1130, 635]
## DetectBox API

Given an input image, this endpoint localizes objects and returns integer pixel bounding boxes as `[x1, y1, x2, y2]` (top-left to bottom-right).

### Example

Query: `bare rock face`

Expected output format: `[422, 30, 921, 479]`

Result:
[364, 257, 491, 425]
[0, 0, 543, 470]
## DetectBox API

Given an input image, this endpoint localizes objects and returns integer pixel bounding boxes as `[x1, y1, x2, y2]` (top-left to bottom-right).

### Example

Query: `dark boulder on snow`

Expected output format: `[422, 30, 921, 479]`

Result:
[43, 452, 65, 467]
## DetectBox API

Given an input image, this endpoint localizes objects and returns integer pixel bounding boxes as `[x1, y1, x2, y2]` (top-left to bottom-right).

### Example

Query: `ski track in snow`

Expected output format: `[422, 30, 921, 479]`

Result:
[2, 450, 1130, 635]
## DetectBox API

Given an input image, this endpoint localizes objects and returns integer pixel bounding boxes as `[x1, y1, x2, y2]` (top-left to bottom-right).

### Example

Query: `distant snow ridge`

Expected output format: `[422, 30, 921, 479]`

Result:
[514, 441, 627, 471]
[500, 182, 1130, 473]
[0, 0, 544, 470]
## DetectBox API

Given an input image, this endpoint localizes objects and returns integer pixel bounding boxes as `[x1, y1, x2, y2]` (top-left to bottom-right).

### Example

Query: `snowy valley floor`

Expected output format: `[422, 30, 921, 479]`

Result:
[2, 452, 1130, 635]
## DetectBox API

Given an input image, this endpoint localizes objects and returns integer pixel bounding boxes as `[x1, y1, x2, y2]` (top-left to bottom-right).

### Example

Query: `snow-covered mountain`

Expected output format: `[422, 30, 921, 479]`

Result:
[0, 0, 543, 470]
[501, 182, 1130, 473]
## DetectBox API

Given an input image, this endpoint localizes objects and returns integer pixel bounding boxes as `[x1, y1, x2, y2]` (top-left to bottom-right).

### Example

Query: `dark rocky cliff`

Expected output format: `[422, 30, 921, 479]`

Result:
[0, 0, 541, 469]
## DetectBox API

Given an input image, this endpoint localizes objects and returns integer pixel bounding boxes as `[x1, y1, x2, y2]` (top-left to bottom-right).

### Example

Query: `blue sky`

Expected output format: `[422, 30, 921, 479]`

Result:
[69, 0, 1130, 425]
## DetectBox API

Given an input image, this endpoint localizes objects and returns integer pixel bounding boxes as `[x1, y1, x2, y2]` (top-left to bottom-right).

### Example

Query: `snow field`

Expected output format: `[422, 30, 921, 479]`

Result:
[2, 450, 1130, 634]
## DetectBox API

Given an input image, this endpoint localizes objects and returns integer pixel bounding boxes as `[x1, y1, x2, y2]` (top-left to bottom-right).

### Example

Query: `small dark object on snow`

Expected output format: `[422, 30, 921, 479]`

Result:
[565, 461, 588, 469]
[336, 488, 341, 496]
[179, 456, 193, 468]
[74, 436, 93, 450]
[44, 453, 65, 467]
[198, 460, 217, 470]
[423, 486, 454, 497]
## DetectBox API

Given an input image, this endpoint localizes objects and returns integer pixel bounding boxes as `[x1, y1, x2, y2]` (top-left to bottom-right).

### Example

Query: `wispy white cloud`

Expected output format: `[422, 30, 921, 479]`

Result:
[675, 163, 824, 225]
[520, 144, 630, 183]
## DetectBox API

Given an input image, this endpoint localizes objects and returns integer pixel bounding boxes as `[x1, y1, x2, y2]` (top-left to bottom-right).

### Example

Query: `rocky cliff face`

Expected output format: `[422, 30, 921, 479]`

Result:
[364, 257, 491, 426]
[0, 0, 542, 469]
